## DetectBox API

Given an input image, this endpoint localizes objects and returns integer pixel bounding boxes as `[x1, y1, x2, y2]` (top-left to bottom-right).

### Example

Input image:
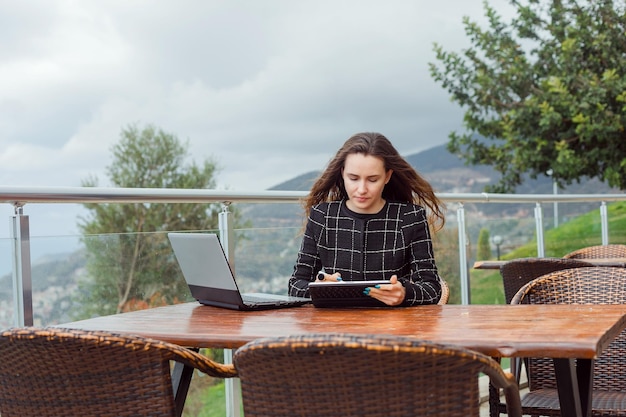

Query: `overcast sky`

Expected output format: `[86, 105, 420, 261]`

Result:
[0, 0, 515, 243]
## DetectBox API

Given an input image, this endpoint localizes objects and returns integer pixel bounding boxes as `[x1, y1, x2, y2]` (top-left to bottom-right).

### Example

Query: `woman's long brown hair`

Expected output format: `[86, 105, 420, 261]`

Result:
[304, 132, 445, 231]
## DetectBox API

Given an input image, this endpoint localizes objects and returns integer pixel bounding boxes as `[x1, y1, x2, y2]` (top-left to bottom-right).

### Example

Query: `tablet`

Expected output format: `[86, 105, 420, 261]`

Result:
[308, 280, 391, 308]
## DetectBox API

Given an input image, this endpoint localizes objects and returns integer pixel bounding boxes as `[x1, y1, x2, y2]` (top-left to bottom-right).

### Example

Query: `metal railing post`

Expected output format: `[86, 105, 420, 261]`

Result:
[457, 203, 470, 305]
[535, 203, 545, 257]
[219, 201, 235, 273]
[218, 201, 241, 417]
[10, 205, 33, 326]
[601, 202, 609, 245]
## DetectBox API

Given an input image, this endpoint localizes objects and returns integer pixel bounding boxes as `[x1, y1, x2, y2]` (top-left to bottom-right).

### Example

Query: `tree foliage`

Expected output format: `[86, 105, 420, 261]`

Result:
[76, 124, 227, 317]
[430, 0, 626, 192]
[477, 228, 492, 260]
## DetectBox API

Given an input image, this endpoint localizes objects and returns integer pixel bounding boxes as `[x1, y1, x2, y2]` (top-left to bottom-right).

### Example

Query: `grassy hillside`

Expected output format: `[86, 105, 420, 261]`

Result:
[470, 201, 626, 304]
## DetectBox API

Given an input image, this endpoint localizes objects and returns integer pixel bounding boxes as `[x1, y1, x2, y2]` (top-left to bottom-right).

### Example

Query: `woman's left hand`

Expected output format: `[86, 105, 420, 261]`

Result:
[367, 275, 405, 306]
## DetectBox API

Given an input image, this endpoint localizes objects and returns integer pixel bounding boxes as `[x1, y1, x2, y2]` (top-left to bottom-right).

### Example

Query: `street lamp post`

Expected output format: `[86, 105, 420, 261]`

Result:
[492, 235, 503, 260]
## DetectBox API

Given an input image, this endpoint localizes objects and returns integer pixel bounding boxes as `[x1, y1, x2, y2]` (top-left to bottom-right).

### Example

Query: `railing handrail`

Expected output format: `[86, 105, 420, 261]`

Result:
[1, 185, 626, 205]
[0, 186, 308, 205]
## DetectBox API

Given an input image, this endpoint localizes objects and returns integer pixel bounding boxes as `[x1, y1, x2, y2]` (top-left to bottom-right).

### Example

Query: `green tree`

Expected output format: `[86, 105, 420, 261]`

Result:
[477, 228, 492, 260]
[429, 0, 626, 192]
[76, 124, 230, 317]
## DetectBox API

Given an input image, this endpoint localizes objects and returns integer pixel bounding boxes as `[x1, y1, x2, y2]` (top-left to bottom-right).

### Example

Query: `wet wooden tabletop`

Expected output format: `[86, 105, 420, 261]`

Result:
[58, 303, 626, 359]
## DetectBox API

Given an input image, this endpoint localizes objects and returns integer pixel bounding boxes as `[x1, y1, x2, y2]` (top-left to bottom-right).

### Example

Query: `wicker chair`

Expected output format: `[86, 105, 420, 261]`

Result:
[509, 267, 626, 416]
[233, 333, 522, 417]
[490, 257, 595, 416]
[563, 244, 626, 259]
[439, 277, 450, 305]
[500, 257, 594, 304]
[0, 327, 238, 417]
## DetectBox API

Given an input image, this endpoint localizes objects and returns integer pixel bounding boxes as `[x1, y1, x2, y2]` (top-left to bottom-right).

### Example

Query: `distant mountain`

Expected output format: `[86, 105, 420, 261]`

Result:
[266, 144, 496, 193]
[405, 145, 494, 174]
[270, 171, 319, 192]
[269, 143, 618, 194]
[242, 143, 619, 226]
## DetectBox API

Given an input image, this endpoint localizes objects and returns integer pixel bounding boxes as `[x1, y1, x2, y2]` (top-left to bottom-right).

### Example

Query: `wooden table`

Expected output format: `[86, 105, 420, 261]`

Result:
[58, 303, 626, 417]
[473, 258, 626, 270]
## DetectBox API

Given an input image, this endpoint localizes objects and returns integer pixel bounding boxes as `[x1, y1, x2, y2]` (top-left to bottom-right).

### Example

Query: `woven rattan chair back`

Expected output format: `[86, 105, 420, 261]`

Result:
[438, 278, 450, 304]
[0, 327, 237, 417]
[511, 267, 626, 416]
[500, 257, 594, 304]
[563, 244, 626, 259]
[233, 333, 522, 417]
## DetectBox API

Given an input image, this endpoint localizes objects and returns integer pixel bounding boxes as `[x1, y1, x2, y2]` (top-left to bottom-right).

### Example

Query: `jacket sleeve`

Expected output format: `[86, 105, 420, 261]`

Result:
[288, 207, 324, 298]
[399, 205, 442, 306]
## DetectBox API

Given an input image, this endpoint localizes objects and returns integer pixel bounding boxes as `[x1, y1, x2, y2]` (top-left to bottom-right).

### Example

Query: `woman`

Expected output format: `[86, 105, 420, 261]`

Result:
[288, 132, 446, 306]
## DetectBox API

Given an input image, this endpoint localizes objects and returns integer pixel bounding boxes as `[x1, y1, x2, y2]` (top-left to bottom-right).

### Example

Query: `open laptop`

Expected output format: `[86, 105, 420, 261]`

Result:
[168, 232, 311, 310]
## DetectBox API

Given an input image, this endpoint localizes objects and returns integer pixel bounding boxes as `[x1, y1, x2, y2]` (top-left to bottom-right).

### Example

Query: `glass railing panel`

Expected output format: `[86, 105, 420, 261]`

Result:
[29, 226, 306, 327]
[232, 226, 302, 295]
[30, 232, 196, 326]
[432, 206, 462, 305]
[233, 201, 303, 296]
[11, 198, 626, 329]
[464, 200, 626, 305]
[28, 235, 83, 327]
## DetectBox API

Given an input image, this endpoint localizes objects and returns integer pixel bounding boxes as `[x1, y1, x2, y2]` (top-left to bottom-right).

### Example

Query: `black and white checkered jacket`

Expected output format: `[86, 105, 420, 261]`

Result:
[288, 200, 442, 305]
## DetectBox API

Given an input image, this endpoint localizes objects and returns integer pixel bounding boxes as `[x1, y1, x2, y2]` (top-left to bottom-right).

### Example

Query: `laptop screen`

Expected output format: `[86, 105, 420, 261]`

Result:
[168, 232, 238, 291]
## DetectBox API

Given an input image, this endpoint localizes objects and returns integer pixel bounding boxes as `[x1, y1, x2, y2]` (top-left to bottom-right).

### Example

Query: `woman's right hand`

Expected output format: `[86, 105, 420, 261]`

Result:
[317, 271, 342, 282]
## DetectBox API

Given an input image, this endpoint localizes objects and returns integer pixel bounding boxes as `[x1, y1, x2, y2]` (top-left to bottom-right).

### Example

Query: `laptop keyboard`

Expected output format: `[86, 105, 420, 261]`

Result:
[241, 293, 310, 308]
[243, 294, 281, 303]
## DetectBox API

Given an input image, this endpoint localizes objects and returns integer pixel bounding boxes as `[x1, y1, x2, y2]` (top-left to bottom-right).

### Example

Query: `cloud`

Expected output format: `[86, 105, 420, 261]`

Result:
[0, 0, 515, 237]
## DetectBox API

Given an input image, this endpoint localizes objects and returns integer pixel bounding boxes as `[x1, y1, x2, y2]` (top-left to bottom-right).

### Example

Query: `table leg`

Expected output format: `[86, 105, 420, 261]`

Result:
[488, 381, 503, 417]
[576, 359, 594, 417]
[487, 356, 508, 417]
[553, 358, 592, 417]
[171, 348, 242, 417]
[172, 361, 195, 417]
